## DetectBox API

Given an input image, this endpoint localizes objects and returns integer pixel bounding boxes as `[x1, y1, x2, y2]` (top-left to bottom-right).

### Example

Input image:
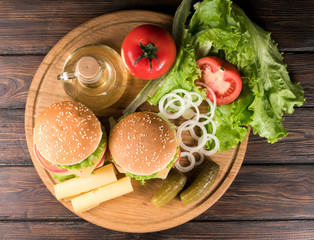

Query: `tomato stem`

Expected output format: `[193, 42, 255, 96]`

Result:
[134, 41, 161, 72]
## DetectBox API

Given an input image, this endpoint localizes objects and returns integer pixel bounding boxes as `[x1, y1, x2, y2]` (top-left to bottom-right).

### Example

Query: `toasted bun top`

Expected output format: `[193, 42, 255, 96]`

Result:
[34, 101, 102, 165]
[109, 112, 177, 175]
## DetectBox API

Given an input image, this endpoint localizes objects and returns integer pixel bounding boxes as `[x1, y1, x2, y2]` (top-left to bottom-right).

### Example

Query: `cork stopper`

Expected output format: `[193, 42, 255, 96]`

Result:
[76, 56, 100, 80]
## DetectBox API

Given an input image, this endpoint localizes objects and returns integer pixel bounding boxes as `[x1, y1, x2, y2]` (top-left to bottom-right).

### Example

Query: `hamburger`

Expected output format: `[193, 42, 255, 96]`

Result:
[33, 101, 107, 182]
[109, 112, 180, 184]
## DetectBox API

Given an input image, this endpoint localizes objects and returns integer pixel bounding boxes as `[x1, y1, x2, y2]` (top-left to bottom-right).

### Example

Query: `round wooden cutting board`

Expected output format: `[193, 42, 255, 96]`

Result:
[25, 10, 249, 233]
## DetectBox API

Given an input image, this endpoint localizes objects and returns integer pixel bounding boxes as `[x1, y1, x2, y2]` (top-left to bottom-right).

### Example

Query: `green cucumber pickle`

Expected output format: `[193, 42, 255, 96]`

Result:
[151, 170, 187, 207]
[180, 160, 219, 205]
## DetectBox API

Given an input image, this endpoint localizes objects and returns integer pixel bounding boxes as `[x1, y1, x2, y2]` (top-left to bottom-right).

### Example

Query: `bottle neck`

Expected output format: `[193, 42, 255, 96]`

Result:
[76, 56, 107, 87]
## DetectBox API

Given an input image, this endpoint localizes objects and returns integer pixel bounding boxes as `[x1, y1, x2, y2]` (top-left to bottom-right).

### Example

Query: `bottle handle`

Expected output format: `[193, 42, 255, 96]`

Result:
[57, 71, 77, 82]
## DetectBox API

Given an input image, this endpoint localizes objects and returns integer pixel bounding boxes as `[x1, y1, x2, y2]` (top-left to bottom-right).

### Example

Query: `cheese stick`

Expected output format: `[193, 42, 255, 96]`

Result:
[71, 176, 133, 212]
[54, 163, 117, 200]
[63, 193, 82, 202]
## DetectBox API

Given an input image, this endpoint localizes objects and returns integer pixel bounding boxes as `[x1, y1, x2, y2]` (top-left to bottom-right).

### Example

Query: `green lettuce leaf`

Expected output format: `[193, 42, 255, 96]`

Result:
[150, 0, 305, 151]
[230, 5, 305, 142]
[112, 146, 179, 185]
[148, 29, 205, 105]
[125, 172, 157, 185]
[52, 174, 76, 182]
[166, 147, 181, 168]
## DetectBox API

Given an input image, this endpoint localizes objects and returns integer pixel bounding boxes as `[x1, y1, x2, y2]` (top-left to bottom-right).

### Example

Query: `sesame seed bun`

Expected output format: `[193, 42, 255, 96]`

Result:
[33, 101, 103, 165]
[109, 112, 177, 175]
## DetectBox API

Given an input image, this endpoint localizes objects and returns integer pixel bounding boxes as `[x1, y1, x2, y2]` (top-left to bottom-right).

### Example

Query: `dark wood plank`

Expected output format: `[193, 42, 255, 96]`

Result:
[285, 53, 314, 107]
[1, 106, 312, 166]
[0, 55, 43, 109]
[199, 165, 314, 220]
[0, 167, 76, 220]
[1, 166, 313, 221]
[1, 220, 313, 239]
[0, 53, 313, 109]
[0, 0, 181, 55]
[0, 109, 29, 165]
[0, 0, 314, 54]
[234, 0, 314, 52]
[245, 107, 314, 164]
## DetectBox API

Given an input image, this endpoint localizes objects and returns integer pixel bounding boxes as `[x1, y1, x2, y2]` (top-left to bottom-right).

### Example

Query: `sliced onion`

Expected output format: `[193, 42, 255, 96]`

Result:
[189, 92, 203, 107]
[193, 114, 216, 135]
[158, 88, 220, 173]
[193, 151, 205, 166]
[196, 82, 217, 107]
[182, 108, 195, 120]
[198, 134, 220, 156]
[177, 120, 207, 151]
[159, 93, 186, 119]
[175, 151, 195, 172]
[196, 82, 217, 120]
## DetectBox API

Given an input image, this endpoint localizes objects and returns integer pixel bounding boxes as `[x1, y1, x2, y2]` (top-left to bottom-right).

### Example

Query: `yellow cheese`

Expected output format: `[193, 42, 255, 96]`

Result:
[63, 193, 82, 202]
[66, 148, 106, 178]
[115, 165, 126, 174]
[71, 176, 133, 212]
[54, 163, 117, 200]
[155, 167, 171, 179]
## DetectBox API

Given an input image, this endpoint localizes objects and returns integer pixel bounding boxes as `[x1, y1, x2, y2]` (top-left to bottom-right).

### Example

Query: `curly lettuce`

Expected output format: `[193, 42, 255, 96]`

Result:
[113, 147, 180, 185]
[149, 0, 305, 151]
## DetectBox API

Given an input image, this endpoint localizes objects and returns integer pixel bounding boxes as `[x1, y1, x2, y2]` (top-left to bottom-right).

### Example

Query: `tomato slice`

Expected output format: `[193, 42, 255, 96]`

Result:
[173, 149, 181, 166]
[34, 144, 68, 173]
[197, 56, 242, 105]
[95, 151, 106, 169]
[105, 148, 120, 167]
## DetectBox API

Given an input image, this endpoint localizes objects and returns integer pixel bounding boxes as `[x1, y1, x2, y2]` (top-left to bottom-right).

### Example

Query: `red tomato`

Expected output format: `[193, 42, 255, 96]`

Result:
[95, 151, 106, 169]
[197, 56, 242, 105]
[34, 144, 68, 173]
[173, 149, 181, 166]
[121, 24, 176, 80]
[105, 148, 120, 167]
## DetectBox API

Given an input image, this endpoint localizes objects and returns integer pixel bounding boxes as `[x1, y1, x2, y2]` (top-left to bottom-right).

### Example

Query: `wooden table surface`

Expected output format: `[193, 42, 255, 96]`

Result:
[1, 0, 313, 239]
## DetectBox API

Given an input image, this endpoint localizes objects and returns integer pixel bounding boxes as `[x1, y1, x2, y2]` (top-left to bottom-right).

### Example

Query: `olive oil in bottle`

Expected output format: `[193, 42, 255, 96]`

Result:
[57, 44, 128, 115]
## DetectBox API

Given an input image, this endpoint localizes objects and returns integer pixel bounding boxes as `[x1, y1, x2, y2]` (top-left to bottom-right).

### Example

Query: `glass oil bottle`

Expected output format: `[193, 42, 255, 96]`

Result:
[57, 44, 128, 115]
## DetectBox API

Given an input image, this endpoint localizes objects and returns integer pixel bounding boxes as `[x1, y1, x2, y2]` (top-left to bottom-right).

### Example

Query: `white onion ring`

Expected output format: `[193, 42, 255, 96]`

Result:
[159, 93, 186, 119]
[198, 134, 220, 156]
[182, 100, 200, 126]
[177, 120, 207, 152]
[196, 81, 217, 107]
[158, 88, 219, 172]
[188, 92, 203, 107]
[175, 151, 195, 172]
[193, 114, 217, 135]
[182, 108, 195, 120]
[193, 151, 205, 166]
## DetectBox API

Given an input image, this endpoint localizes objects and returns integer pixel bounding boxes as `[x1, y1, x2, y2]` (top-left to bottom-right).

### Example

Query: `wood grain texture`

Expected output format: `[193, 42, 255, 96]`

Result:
[0, 0, 181, 55]
[0, 109, 29, 165]
[0, 53, 312, 109]
[0, 56, 44, 109]
[0, 0, 314, 54]
[24, 11, 249, 232]
[1, 165, 313, 221]
[1, 220, 313, 239]
[245, 108, 314, 164]
[1, 0, 313, 237]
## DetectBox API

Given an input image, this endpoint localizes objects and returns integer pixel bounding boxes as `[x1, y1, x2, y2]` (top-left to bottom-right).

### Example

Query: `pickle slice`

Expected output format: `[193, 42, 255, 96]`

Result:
[180, 160, 219, 205]
[151, 170, 187, 207]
